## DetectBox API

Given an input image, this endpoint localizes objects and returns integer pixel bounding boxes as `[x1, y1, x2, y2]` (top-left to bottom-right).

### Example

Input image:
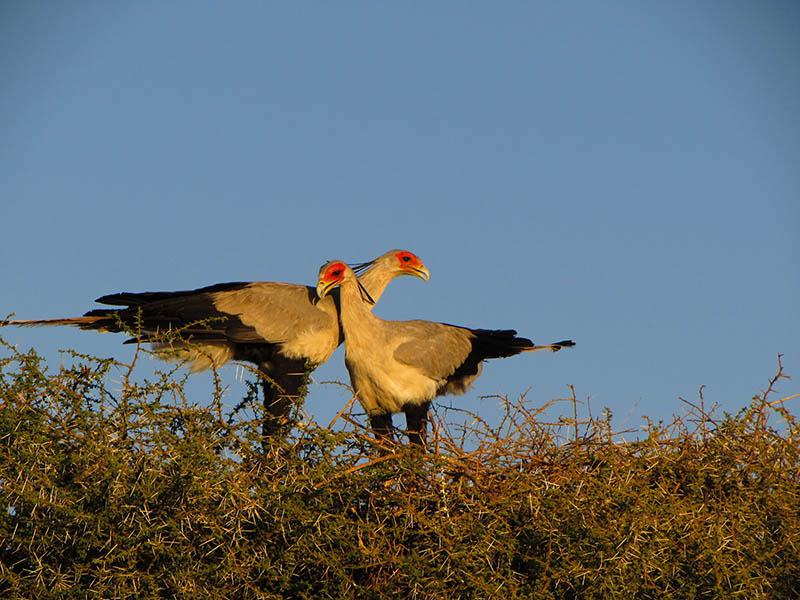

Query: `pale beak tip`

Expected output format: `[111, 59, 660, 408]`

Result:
[418, 266, 430, 281]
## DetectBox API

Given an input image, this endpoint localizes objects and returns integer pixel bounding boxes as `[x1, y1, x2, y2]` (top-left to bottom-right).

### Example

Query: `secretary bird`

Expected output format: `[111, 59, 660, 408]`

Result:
[2, 250, 430, 437]
[316, 261, 574, 449]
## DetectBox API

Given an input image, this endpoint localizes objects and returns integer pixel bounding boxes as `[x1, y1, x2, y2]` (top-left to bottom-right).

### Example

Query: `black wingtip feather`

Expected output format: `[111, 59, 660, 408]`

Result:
[447, 331, 574, 385]
[468, 329, 536, 357]
[95, 282, 250, 306]
[448, 329, 534, 382]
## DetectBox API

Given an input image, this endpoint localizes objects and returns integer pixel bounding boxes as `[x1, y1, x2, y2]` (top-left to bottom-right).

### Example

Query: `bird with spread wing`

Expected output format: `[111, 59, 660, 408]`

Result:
[3, 250, 430, 437]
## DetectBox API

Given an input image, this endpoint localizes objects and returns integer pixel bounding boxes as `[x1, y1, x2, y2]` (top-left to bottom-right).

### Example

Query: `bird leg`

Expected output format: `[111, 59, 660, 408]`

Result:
[260, 378, 294, 437]
[402, 401, 431, 448]
[369, 412, 395, 453]
[259, 356, 312, 440]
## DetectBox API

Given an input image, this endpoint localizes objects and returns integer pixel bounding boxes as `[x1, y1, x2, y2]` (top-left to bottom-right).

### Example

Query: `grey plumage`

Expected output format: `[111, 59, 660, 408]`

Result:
[3, 250, 430, 437]
[317, 261, 574, 448]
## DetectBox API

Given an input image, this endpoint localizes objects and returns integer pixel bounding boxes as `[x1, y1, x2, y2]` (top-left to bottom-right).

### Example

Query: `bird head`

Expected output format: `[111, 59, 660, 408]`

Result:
[390, 250, 430, 281]
[316, 261, 350, 299]
[351, 249, 430, 282]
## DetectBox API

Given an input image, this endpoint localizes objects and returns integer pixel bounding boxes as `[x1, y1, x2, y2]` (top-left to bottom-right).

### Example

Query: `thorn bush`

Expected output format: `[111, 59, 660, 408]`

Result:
[1, 336, 797, 599]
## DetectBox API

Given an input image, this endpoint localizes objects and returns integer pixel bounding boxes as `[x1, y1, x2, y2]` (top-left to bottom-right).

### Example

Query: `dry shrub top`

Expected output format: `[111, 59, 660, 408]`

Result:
[0, 335, 798, 600]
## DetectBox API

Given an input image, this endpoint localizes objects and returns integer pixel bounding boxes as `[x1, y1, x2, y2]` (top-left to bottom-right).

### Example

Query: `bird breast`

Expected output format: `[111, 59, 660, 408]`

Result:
[343, 342, 438, 414]
[280, 325, 340, 365]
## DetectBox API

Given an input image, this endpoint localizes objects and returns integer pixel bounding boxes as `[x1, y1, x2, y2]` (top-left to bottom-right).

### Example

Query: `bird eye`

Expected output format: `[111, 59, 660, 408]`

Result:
[401, 255, 411, 262]
[332, 269, 341, 276]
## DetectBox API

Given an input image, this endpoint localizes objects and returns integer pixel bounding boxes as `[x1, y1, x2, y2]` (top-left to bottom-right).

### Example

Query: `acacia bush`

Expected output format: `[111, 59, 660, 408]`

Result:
[0, 335, 798, 599]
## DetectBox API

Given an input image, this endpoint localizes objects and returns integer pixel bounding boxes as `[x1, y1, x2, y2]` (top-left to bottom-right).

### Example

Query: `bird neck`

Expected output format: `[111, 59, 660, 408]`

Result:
[357, 264, 391, 305]
[338, 277, 381, 337]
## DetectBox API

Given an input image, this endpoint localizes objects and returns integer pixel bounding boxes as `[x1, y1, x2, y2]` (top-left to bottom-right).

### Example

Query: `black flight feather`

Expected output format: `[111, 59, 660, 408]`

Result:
[448, 328, 535, 382]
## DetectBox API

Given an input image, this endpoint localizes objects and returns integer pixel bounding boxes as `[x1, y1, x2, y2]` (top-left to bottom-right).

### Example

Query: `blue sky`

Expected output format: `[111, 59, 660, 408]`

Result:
[2, 2, 798, 435]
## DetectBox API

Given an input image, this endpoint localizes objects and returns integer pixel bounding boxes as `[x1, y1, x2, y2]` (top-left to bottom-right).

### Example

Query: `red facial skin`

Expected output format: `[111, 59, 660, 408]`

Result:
[323, 262, 347, 284]
[395, 251, 422, 270]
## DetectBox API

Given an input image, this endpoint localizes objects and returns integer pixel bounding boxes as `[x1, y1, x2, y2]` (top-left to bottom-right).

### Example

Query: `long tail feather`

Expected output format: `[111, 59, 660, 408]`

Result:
[1, 316, 109, 330]
[523, 339, 576, 353]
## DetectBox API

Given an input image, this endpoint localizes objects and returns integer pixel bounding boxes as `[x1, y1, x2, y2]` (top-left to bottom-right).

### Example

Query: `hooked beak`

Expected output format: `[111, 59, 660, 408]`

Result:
[316, 278, 340, 300]
[409, 263, 430, 281]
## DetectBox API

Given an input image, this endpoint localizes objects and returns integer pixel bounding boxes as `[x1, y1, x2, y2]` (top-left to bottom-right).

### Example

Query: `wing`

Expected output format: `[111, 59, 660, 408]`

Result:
[393, 322, 536, 394]
[86, 282, 263, 344]
[212, 282, 341, 362]
[391, 321, 476, 381]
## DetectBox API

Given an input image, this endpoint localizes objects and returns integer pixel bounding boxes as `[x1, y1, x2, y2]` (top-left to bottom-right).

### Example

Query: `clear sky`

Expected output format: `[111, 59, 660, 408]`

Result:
[2, 2, 798, 435]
